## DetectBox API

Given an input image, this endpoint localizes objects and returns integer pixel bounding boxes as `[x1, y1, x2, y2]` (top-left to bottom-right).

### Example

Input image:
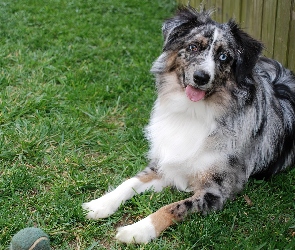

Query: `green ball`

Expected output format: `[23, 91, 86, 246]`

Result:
[10, 227, 50, 250]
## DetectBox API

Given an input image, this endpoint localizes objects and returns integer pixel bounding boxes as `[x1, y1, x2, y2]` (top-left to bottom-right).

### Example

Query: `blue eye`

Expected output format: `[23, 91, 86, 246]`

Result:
[219, 53, 227, 61]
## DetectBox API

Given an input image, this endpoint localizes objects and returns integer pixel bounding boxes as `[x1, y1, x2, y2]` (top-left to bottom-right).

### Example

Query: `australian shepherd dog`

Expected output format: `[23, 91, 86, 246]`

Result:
[83, 6, 295, 243]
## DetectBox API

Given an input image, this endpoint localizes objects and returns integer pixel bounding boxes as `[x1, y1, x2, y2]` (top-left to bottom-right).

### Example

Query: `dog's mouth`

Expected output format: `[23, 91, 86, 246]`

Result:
[185, 85, 206, 102]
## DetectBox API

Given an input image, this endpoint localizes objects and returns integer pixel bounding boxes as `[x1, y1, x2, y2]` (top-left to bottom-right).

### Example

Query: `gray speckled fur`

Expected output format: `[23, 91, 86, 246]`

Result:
[145, 6, 295, 213]
[83, 7, 295, 242]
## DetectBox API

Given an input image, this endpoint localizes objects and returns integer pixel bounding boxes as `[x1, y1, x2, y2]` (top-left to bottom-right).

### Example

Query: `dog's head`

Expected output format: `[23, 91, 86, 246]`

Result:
[151, 6, 263, 102]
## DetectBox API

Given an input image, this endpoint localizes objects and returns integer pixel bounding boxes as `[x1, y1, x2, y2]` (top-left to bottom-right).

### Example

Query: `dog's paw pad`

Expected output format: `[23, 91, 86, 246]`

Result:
[115, 216, 156, 243]
[82, 196, 117, 219]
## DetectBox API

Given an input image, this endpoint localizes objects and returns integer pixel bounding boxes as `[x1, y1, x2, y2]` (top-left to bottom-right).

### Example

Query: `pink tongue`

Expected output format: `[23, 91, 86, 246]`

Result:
[185, 85, 206, 102]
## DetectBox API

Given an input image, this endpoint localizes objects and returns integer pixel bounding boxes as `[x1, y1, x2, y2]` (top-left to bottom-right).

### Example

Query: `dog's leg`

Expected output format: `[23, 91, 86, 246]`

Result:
[82, 166, 166, 219]
[116, 169, 245, 243]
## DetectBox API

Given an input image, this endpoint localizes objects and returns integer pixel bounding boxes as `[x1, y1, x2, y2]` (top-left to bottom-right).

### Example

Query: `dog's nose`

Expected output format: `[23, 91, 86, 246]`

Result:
[193, 71, 210, 86]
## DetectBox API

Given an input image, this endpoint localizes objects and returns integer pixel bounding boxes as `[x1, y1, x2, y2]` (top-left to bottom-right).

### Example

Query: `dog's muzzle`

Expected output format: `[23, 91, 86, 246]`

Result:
[193, 70, 210, 87]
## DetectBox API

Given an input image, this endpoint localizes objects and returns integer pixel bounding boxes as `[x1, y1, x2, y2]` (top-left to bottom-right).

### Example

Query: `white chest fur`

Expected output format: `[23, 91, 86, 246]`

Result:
[145, 91, 218, 191]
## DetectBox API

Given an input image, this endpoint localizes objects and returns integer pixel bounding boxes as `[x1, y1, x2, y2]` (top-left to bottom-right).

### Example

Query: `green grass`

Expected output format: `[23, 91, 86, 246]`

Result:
[0, 0, 294, 249]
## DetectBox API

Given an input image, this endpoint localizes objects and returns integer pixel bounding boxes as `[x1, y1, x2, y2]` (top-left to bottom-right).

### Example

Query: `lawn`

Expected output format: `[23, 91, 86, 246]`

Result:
[0, 0, 295, 249]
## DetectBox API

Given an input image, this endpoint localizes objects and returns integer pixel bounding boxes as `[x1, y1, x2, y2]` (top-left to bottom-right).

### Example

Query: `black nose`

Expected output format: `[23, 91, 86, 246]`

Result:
[193, 71, 210, 86]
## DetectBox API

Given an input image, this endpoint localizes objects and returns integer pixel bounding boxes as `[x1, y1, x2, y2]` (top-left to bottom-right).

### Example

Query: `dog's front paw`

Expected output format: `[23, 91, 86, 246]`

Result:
[115, 216, 156, 243]
[82, 195, 119, 219]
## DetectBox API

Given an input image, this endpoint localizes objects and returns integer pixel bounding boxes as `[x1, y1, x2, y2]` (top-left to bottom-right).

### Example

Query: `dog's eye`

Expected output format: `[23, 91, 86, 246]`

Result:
[187, 44, 199, 52]
[219, 53, 228, 61]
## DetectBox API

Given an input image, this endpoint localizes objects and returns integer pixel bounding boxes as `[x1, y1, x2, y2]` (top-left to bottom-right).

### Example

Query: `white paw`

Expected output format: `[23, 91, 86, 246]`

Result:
[82, 194, 120, 219]
[115, 216, 156, 243]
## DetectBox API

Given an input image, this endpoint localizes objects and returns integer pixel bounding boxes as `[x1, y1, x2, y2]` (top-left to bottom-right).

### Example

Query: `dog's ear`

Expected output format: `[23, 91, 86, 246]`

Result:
[229, 20, 264, 83]
[162, 14, 185, 43]
[162, 6, 213, 51]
